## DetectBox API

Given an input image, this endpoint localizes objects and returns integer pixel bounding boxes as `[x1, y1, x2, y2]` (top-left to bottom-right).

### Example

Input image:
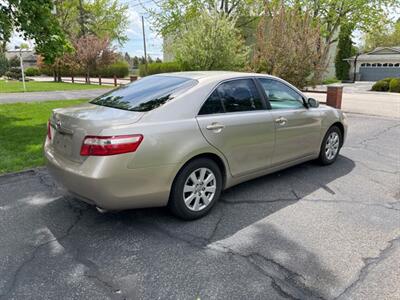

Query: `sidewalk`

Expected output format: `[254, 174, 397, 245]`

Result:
[0, 88, 112, 104]
[305, 91, 400, 118]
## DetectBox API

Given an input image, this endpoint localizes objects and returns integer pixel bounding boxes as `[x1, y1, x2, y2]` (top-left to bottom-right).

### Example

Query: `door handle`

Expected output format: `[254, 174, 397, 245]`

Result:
[275, 117, 287, 125]
[206, 122, 225, 132]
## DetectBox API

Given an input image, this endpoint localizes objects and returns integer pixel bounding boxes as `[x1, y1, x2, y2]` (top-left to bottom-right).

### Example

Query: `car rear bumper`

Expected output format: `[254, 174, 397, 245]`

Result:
[44, 143, 178, 210]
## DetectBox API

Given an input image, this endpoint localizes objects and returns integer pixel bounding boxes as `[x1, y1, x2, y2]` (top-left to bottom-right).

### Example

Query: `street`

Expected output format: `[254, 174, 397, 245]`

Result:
[0, 113, 399, 300]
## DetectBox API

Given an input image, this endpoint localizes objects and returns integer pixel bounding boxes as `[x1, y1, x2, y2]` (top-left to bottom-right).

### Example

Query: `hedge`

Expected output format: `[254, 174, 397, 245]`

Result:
[25, 67, 41, 76]
[389, 78, 400, 93]
[96, 60, 129, 78]
[372, 77, 400, 92]
[139, 62, 182, 77]
[39, 61, 130, 78]
[371, 80, 390, 92]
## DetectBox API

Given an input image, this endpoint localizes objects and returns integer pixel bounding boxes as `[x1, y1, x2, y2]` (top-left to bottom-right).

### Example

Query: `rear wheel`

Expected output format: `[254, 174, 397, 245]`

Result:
[318, 126, 342, 165]
[169, 158, 222, 220]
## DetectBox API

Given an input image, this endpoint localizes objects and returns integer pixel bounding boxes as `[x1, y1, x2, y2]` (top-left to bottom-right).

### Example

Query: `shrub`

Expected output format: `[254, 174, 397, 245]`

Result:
[252, 5, 327, 88]
[382, 77, 393, 84]
[371, 79, 390, 91]
[97, 60, 129, 78]
[8, 56, 20, 67]
[172, 11, 248, 71]
[25, 67, 40, 76]
[0, 52, 9, 76]
[139, 62, 182, 77]
[389, 78, 400, 93]
[5, 67, 22, 80]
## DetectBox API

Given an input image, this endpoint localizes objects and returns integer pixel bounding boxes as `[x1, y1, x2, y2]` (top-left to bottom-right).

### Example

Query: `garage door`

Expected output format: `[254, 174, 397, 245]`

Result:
[360, 67, 400, 81]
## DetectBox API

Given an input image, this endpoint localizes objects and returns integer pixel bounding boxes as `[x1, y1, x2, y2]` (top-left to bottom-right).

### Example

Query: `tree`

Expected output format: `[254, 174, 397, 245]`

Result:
[84, 0, 129, 44]
[172, 11, 248, 71]
[147, 0, 262, 36]
[278, 0, 400, 45]
[335, 24, 355, 80]
[132, 56, 140, 68]
[53, 0, 129, 44]
[0, 0, 69, 63]
[252, 4, 328, 88]
[363, 19, 400, 51]
[74, 35, 116, 81]
[40, 0, 128, 80]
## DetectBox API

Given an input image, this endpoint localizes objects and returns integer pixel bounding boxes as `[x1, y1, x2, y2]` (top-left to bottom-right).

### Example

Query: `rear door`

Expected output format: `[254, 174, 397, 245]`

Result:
[257, 78, 321, 165]
[196, 78, 275, 177]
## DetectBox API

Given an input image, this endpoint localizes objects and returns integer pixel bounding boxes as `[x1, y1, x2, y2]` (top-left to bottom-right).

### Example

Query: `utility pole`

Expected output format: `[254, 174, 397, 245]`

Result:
[15, 46, 26, 92]
[141, 16, 148, 75]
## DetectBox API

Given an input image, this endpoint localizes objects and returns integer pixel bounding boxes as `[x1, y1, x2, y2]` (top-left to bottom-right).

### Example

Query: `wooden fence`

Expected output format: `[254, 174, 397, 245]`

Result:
[61, 75, 138, 87]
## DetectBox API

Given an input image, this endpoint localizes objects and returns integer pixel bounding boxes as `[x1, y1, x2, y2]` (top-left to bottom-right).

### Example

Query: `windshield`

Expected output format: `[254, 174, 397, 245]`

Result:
[90, 75, 197, 112]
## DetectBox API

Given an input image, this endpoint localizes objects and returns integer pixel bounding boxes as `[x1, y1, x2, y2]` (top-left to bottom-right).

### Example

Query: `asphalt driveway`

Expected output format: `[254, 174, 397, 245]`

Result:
[0, 114, 399, 300]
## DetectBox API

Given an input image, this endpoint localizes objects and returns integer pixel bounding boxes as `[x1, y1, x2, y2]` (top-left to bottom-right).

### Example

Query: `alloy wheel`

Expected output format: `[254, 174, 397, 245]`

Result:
[183, 167, 216, 211]
[325, 131, 340, 160]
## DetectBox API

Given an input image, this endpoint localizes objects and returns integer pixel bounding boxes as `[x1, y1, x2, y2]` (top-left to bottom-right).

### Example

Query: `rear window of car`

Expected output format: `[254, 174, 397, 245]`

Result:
[90, 75, 197, 112]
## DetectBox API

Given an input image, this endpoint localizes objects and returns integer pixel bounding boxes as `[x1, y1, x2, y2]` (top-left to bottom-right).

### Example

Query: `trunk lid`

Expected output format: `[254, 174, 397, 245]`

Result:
[49, 103, 144, 162]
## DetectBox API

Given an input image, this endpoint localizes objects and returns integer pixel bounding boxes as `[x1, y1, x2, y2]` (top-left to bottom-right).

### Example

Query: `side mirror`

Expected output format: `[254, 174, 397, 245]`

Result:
[307, 98, 319, 108]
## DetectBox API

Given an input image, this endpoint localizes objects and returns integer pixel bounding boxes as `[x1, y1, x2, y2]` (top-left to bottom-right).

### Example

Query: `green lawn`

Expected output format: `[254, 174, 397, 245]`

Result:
[0, 80, 110, 93]
[0, 99, 88, 174]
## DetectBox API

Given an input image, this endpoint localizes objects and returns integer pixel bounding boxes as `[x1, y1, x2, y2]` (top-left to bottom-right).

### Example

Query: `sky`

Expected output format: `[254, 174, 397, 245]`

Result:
[117, 0, 163, 59]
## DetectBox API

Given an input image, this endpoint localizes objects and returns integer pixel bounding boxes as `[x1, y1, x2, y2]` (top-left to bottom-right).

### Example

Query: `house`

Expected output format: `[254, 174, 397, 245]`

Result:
[5, 50, 38, 68]
[345, 47, 400, 81]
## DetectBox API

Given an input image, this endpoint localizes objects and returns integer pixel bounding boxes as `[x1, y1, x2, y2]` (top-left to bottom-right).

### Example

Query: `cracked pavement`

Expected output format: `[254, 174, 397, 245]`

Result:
[0, 113, 399, 300]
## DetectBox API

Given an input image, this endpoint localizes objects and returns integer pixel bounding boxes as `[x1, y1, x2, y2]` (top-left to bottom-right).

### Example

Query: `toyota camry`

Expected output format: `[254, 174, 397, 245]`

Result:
[45, 71, 347, 219]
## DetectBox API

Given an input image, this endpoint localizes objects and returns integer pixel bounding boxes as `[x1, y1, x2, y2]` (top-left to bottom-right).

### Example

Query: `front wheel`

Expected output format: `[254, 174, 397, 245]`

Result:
[318, 126, 342, 165]
[169, 158, 222, 220]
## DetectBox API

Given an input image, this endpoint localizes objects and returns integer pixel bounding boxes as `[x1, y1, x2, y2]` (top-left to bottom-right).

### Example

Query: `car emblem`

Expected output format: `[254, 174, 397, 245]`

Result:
[56, 120, 62, 130]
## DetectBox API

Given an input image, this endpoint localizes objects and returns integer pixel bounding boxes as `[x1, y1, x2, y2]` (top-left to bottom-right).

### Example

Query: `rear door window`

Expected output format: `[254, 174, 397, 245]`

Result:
[199, 90, 225, 115]
[199, 79, 264, 115]
[91, 75, 197, 112]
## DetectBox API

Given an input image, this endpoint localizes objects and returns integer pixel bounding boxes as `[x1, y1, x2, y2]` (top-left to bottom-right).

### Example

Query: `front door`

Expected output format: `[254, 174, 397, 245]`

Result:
[257, 78, 322, 165]
[196, 78, 275, 177]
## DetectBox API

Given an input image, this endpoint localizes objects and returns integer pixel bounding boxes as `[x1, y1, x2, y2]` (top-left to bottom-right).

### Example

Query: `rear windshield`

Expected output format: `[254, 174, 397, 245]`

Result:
[90, 75, 197, 112]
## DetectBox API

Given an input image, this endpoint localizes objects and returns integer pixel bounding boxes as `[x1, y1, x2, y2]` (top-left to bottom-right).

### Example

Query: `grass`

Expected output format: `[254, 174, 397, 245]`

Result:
[0, 80, 110, 93]
[0, 99, 88, 174]
[322, 78, 341, 85]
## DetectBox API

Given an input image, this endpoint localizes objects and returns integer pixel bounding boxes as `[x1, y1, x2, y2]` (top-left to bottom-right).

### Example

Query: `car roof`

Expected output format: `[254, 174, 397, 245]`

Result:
[157, 71, 274, 80]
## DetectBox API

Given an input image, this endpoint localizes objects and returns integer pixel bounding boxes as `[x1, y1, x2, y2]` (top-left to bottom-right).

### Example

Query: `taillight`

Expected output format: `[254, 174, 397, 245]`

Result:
[80, 135, 143, 156]
[47, 120, 52, 140]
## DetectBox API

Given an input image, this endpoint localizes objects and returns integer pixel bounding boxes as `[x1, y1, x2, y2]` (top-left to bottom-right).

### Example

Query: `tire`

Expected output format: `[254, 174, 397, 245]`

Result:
[318, 125, 342, 165]
[169, 158, 222, 220]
